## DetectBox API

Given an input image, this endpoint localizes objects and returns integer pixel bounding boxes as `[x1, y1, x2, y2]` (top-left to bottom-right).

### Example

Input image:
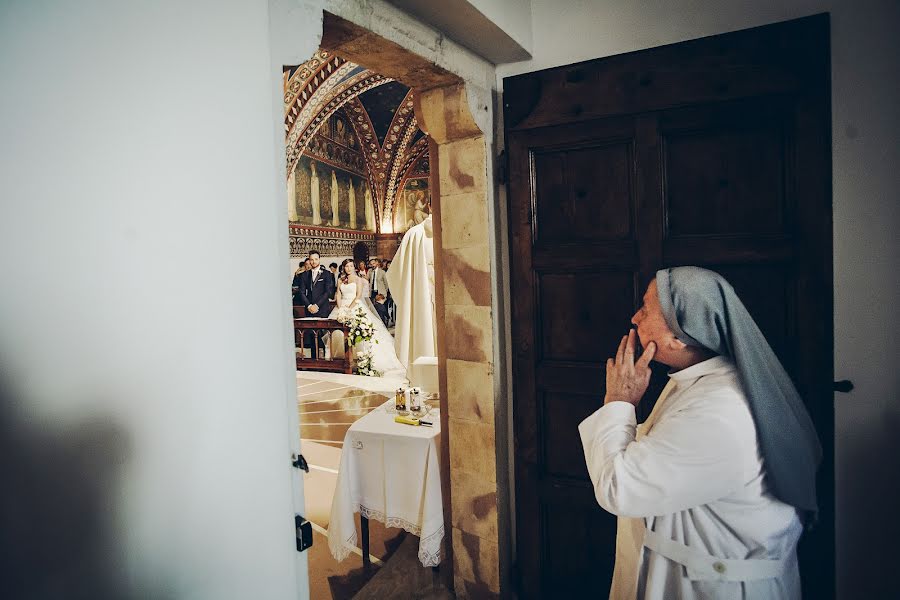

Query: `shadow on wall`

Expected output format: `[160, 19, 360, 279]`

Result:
[0, 375, 164, 600]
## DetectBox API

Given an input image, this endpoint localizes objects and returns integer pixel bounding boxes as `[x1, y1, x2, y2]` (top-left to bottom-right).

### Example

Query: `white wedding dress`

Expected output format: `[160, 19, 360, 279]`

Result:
[329, 280, 405, 377]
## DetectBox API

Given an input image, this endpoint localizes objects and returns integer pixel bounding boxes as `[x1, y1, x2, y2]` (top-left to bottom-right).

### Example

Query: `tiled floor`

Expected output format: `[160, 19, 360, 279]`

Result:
[298, 380, 389, 449]
[298, 372, 450, 599]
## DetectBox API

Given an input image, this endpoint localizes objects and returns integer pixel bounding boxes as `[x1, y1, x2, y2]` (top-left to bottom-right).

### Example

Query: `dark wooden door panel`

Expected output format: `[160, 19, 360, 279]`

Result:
[661, 98, 792, 237]
[503, 16, 829, 132]
[663, 234, 795, 265]
[543, 505, 617, 597]
[710, 263, 797, 375]
[538, 271, 636, 364]
[542, 392, 603, 479]
[507, 13, 832, 600]
[531, 243, 638, 271]
[665, 127, 787, 235]
[534, 142, 634, 243]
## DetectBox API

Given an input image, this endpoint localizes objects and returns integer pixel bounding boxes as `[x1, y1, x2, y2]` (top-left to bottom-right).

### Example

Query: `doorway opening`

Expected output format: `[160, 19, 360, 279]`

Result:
[284, 11, 501, 599]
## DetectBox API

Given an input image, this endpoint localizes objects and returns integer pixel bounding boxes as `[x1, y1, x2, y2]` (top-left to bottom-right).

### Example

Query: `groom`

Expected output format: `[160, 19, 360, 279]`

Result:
[297, 250, 335, 356]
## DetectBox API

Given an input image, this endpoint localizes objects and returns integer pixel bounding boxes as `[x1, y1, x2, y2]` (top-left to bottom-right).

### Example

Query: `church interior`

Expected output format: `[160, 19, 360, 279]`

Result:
[284, 50, 432, 272]
[285, 49, 446, 598]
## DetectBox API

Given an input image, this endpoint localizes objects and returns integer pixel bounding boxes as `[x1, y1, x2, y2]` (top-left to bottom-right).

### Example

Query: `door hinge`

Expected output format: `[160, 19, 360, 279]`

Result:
[295, 514, 313, 552]
[291, 453, 309, 472]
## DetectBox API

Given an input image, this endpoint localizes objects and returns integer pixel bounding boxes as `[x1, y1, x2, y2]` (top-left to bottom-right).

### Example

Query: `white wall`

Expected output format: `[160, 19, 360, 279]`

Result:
[384, 0, 532, 62]
[469, 0, 533, 52]
[498, 0, 900, 597]
[0, 0, 324, 597]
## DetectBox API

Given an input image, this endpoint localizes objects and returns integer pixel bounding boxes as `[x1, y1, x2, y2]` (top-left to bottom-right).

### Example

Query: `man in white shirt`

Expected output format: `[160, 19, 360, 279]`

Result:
[579, 267, 819, 600]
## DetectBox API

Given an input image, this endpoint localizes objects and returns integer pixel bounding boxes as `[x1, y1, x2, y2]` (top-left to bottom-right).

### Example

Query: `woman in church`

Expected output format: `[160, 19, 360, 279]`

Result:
[329, 259, 405, 377]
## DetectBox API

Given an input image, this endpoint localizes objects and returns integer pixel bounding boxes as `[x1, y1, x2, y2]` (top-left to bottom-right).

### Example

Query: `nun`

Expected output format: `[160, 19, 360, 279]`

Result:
[579, 267, 821, 600]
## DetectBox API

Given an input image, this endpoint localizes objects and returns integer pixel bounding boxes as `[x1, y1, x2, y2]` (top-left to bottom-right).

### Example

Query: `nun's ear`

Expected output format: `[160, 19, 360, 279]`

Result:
[668, 337, 688, 351]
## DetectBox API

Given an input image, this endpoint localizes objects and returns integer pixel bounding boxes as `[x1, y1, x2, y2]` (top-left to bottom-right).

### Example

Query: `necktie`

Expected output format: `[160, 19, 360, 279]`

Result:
[372, 268, 378, 293]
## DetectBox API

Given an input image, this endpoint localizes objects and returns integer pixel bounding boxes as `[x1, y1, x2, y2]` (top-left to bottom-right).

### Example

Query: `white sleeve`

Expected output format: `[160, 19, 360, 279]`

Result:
[578, 399, 746, 518]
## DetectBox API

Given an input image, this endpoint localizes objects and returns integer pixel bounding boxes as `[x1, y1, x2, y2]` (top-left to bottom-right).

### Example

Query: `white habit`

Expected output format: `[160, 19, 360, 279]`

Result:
[579, 356, 802, 600]
[386, 215, 436, 368]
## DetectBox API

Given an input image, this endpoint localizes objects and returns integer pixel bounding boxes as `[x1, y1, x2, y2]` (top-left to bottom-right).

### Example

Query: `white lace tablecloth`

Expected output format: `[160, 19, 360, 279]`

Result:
[327, 400, 444, 567]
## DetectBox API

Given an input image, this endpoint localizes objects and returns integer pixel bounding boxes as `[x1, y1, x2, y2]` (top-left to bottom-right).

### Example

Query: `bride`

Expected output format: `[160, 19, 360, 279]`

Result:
[329, 259, 405, 377]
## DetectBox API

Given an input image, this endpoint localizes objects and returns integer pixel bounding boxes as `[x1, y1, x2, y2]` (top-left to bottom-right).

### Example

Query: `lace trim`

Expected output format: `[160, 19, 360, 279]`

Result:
[417, 524, 445, 567]
[332, 537, 354, 562]
[358, 504, 422, 536]
[333, 504, 444, 567]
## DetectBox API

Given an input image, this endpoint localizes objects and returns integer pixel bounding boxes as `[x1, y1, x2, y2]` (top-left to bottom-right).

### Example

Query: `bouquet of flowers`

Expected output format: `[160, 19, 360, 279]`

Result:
[345, 306, 376, 346]
[333, 305, 380, 376]
[353, 348, 381, 377]
[334, 306, 352, 324]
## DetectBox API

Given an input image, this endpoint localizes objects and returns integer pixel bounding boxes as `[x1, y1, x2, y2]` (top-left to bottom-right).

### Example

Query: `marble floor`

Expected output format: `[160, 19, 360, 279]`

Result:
[297, 372, 451, 599]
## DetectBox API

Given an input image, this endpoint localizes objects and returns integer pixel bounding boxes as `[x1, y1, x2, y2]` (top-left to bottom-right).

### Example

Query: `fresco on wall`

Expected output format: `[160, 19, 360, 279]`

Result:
[394, 177, 431, 233]
[289, 110, 375, 232]
[285, 56, 433, 251]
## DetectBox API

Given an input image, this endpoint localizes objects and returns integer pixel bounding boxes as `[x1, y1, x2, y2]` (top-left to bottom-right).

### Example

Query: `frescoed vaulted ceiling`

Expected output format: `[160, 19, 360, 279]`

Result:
[284, 50, 430, 234]
[357, 81, 412, 146]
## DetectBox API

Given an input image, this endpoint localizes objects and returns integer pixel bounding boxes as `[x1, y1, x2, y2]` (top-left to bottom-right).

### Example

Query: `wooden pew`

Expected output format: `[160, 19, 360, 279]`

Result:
[293, 314, 352, 374]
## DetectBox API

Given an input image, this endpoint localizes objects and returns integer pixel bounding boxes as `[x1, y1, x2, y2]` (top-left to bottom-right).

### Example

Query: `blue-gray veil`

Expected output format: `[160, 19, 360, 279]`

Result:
[655, 266, 821, 518]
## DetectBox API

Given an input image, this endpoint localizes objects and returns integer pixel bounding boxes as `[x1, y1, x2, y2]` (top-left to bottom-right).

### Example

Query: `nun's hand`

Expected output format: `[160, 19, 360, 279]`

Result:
[604, 330, 655, 406]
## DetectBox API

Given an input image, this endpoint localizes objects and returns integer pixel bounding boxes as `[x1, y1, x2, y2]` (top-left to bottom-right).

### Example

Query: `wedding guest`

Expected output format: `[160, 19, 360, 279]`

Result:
[291, 261, 308, 306]
[368, 258, 390, 325]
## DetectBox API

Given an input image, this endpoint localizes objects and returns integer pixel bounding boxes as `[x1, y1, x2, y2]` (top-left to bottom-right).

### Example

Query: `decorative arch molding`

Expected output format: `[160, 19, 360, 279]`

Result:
[285, 68, 392, 177]
[285, 42, 445, 238]
[284, 50, 345, 128]
[295, 83, 429, 235]
[288, 224, 375, 258]
[381, 91, 420, 228]
[344, 96, 383, 226]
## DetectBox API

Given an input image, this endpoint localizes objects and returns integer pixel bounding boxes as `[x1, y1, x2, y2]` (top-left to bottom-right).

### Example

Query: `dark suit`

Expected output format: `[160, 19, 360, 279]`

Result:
[297, 267, 335, 314]
[296, 267, 335, 353]
[291, 272, 305, 306]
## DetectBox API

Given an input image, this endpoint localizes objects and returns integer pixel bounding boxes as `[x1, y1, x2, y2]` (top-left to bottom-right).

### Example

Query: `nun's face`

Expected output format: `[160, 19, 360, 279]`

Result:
[631, 280, 679, 364]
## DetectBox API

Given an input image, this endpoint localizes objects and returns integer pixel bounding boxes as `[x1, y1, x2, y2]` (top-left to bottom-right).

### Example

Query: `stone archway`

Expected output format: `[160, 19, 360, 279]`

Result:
[322, 13, 502, 598]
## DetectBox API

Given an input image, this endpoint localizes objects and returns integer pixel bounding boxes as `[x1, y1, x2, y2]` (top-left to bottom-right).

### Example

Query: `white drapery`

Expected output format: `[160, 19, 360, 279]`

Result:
[386, 216, 436, 368]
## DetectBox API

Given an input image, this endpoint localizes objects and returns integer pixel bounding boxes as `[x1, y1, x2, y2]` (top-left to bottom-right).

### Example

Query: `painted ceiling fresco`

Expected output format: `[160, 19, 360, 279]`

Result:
[357, 81, 412, 146]
[284, 50, 430, 235]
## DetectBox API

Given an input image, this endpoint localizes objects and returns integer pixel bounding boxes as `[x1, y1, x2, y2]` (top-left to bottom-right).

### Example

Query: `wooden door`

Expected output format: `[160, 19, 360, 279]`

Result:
[505, 15, 833, 599]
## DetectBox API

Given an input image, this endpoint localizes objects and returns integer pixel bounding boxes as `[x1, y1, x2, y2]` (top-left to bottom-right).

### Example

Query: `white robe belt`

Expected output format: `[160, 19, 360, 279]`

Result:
[642, 529, 789, 582]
